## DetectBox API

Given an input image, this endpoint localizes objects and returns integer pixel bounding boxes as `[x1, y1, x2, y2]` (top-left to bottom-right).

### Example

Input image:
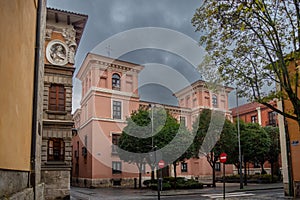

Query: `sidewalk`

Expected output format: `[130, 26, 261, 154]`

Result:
[141, 182, 284, 197]
[71, 182, 286, 200]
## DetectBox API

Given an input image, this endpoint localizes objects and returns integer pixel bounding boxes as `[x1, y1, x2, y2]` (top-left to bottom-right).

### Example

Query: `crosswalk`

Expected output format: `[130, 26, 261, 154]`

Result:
[201, 192, 255, 199]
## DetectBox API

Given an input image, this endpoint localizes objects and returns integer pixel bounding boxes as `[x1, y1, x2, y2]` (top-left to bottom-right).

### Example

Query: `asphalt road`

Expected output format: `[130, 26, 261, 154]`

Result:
[71, 187, 286, 200]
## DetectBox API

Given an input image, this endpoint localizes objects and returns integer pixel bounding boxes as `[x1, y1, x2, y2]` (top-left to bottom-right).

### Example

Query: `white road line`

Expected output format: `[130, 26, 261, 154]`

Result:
[202, 192, 255, 199]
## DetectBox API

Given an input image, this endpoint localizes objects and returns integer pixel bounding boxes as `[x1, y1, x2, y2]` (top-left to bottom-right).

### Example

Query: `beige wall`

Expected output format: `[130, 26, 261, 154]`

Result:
[0, 0, 37, 171]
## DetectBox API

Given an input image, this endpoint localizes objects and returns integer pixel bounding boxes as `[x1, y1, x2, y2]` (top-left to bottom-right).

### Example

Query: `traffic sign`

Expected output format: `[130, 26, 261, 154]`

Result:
[158, 160, 165, 169]
[220, 152, 227, 163]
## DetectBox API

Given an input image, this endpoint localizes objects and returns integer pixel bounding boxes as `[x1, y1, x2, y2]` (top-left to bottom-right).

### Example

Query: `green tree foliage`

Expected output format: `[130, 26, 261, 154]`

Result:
[239, 122, 271, 184]
[118, 108, 194, 187]
[192, 0, 300, 126]
[118, 109, 152, 188]
[192, 109, 237, 187]
[264, 126, 280, 180]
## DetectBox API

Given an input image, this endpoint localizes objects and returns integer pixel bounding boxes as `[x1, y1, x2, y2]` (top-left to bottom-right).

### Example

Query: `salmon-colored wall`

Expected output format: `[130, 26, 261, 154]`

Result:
[74, 54, 234, 181]
[0, 0, 37, 171]
[284, 60, 300, 181]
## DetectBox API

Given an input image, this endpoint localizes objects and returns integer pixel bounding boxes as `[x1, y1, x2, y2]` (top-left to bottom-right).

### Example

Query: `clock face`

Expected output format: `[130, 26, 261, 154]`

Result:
[46, 40, 69, 66]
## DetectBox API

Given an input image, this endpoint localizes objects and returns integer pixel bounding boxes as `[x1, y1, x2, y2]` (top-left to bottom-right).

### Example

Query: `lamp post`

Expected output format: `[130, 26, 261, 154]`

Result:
[236, 88, 243, 189]
[149, 104, 160, 200]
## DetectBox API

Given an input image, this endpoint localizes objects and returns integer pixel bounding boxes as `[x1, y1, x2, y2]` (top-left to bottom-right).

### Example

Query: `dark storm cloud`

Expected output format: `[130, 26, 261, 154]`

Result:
[47, 0, 240, 110]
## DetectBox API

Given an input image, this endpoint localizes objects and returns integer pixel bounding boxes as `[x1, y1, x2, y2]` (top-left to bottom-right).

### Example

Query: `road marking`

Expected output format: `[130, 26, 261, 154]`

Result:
[202, 192, 255, 199]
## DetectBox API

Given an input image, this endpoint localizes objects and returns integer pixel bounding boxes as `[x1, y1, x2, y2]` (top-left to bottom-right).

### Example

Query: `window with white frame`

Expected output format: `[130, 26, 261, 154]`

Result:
[112, 100, 122, 119]
[112, 134, 120, 154]
[215, 162, 221, 171]
[179, 116, 186, 126]
[181, 162, 188, 172]
[112, 73, 121, 90]
[212, 94, 218, 108]
[251, 115, 257, 123]
[112, 161, 122, 174]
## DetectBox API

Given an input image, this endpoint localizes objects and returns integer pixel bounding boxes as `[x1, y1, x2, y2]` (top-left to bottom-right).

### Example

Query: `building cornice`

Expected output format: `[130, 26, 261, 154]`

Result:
[76, 53, 144, 81]
[80, 86, 139, 105]
[43, 119, 74, 126]
[78, 117, 127, 130]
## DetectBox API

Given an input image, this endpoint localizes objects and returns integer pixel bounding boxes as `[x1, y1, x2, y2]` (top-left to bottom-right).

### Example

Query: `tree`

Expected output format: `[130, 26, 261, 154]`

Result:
[264, 126, 281, 181]
[163, 125, 194, 188]
[192, 0, 300, 127]
[118, 109, 152, 188]
[239, 122, 271, 184]
[192, 109, 236, 187]
[118, 107, 193, 188]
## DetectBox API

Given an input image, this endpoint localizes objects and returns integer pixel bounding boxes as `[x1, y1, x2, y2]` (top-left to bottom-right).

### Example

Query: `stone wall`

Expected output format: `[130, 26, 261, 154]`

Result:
[0, 170, 29, 198]
[294, 181, 300, 197]
[71, 177, 137, 188]
[41, 128, 73, 166]
[41, 170, 70, 199]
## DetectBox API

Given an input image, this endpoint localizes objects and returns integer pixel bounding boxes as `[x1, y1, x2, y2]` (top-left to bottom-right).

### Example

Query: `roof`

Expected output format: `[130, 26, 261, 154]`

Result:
[47, 7, 88, 45]
[230, 100, 277, 117]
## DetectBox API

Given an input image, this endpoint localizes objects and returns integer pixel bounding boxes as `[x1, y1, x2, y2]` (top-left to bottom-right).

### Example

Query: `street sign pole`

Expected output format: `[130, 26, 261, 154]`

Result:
[157, 162, 160, 200]
[223, 163, 225, 199]
[157, 159, 165, 197]
[220, 153, 227, 200]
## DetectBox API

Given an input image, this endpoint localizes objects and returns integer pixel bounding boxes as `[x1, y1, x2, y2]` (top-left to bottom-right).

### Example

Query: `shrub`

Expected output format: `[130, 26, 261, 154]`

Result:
[143, 179, 156, 187]
[150, 182, 172, 190]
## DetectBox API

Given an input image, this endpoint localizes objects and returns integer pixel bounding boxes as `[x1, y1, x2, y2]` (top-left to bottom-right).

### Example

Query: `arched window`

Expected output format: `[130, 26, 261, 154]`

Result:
[212, 95, 218, 108]
[112, 73, 120, 90]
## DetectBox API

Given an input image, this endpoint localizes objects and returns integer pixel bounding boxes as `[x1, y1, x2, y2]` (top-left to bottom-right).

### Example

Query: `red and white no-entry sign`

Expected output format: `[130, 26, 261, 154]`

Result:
[158, 160, 165, 169]
[220, 152, 227, 163]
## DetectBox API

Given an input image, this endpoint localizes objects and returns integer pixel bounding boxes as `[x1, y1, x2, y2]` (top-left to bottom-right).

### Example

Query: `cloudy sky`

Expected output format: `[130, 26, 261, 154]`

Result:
[47, 0, 242, 111]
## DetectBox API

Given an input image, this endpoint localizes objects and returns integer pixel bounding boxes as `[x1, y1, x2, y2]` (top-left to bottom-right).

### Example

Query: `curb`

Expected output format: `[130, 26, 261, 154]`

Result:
[143, 185, 283, 197]
[229, 186, 284, 193]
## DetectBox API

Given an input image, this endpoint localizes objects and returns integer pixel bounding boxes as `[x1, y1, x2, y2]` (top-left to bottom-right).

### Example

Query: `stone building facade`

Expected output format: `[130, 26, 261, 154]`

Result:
[0, 0, 46, 199]
[41, 8, 87, 199]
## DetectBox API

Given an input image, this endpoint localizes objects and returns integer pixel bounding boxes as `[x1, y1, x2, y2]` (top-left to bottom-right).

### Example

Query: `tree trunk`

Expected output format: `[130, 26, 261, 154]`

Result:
[270, 161, 274, 182]
[212, 162, 216, 187]
[151, 165, 155, 181]
[139, 171, 142, 188]
[244, 160, 247, 186]
[173, 162, 177, 189]
[261, 162, 267, 174]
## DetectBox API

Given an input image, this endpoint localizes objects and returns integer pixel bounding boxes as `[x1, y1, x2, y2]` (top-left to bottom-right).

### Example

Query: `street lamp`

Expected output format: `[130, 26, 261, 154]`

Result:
[149, 104, 160, 200]
[236, 88, 243, 189]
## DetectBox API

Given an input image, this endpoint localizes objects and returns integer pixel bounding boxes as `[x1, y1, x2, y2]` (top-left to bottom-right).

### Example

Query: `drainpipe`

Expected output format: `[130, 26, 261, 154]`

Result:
[30, 0, 43, 199]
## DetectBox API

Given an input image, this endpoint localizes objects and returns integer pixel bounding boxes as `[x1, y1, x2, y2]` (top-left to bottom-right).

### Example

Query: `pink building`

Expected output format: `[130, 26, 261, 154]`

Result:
[72, 53, 233, 187]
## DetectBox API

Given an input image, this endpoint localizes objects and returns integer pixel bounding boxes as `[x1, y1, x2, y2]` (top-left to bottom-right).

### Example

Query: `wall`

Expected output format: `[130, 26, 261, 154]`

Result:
[0, 0, 37, 171]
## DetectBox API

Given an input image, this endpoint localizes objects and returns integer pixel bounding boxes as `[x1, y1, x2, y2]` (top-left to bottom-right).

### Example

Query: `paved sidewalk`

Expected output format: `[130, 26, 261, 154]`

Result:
[141, 182, 284, 196]
[71, 182, 286, 199]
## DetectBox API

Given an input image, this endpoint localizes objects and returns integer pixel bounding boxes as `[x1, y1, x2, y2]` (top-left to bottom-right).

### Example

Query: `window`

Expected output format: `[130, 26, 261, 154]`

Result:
[112, 161, 122, 174]
[179, 116, 186, 126]
[48, 138, 64, 161]
[268, 111, 277, 126]
[181, 162, 188, 172]
[113, 101, 122, 119]
[254, 161, 260, 168]
[112, 134, 120, 154]
[215, 162, 221, 171]
[251, 115, 257, 123]
[212, 95, 218, 107]
[48, 84, 65, 111]
[141, 163, 146, 174]
[112, 73, 120, 90]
